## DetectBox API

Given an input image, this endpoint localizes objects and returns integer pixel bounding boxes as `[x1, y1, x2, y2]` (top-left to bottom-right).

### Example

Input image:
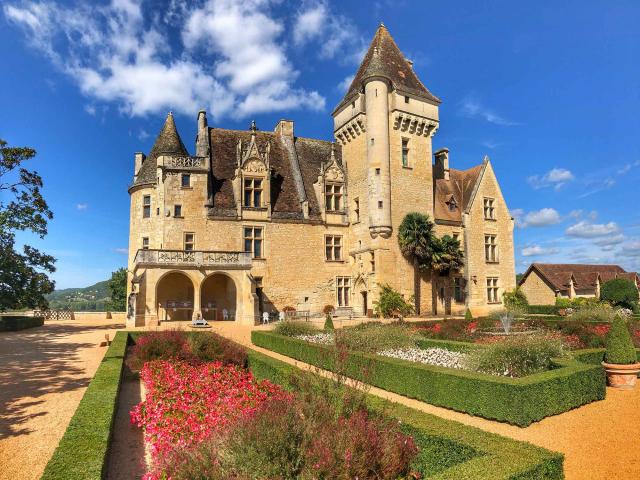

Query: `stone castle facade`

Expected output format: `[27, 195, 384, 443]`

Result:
[126, 25, 515, 326]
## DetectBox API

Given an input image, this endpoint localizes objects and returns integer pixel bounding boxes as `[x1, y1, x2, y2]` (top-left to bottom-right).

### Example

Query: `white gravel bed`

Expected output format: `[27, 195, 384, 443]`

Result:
[295, 333, 335, 345]
[378, 347, 469, 370]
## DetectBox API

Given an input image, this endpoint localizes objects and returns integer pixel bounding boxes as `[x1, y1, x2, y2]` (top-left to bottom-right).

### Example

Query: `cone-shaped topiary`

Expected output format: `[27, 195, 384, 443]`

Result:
[604, 316, 638, 364]
[324, 314, 335, 331]
[464, 309, 473, 322]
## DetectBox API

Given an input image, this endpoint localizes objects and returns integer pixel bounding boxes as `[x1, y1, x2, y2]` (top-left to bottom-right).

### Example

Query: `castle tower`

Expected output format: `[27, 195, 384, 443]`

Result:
[333, 24, 441, 313]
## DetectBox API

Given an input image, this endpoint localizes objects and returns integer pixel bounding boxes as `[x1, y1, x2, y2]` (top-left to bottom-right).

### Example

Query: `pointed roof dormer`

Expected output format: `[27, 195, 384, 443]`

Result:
[335, 23, 440, 112]
[148, 112, 189, 161]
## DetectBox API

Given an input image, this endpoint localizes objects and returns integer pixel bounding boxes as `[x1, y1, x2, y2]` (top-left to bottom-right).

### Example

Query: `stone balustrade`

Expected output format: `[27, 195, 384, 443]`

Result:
[134, 249, 252, 269]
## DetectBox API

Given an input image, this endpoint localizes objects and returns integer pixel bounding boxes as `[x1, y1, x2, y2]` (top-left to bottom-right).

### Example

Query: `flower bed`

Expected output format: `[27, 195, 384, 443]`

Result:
[42, 332, 565, 479]
[131, 360, 285, 468]
[252, 330, 605, 426]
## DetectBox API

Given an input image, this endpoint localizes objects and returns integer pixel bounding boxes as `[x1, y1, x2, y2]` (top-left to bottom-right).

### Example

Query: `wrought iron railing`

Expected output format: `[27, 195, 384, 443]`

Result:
[134, 249, 252, 268]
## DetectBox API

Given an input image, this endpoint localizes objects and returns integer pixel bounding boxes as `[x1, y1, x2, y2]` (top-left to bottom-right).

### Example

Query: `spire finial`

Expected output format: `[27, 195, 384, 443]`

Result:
[330, 142, 336, 162]
[379, 21, 385, 28]
[250, 120, 257, 132]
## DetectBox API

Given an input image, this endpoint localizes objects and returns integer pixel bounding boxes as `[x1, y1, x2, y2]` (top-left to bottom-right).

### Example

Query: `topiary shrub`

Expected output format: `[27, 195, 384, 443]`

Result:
[604, 317, 638, 364]
[464, 309, 473, 321]
[374, 284, 414, 318]
[324, 314, 335, 331]
[601, 278, 639, 310]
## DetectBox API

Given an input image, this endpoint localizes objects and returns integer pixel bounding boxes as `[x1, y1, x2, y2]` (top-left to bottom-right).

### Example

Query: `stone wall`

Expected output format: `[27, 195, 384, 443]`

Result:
[519, 269, 558, 305]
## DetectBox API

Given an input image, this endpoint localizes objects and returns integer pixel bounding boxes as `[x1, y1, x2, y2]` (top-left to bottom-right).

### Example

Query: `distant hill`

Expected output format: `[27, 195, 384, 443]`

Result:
[46, 279, 112, 311]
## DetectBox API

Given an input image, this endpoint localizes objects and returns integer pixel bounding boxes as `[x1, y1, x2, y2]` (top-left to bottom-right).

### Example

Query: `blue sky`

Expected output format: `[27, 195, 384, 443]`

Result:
[1, 0, 639, 289]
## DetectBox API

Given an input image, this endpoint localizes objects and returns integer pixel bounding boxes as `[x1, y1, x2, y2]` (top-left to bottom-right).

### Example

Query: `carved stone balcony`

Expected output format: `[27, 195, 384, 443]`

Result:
[134, 249, 252, 269]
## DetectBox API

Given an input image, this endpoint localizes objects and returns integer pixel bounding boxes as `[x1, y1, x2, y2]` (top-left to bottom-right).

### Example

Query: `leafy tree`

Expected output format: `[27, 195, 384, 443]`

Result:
[0, 139, 55, 310]
[600, 278, 639, 310]
[429, 234, 464, 274]
[398, 213, 435, 314]
[398, 213, 465, 314]
[108, 267, 127, 312]
[373, 284, 414, 318]
[503, 288, 529, 310]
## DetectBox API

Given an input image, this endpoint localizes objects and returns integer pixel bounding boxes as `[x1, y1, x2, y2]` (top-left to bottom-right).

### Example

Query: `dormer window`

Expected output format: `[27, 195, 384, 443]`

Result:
[325, 183, 343, 212]
[446, 196, 457, 212]
[243, 178, 263, 208]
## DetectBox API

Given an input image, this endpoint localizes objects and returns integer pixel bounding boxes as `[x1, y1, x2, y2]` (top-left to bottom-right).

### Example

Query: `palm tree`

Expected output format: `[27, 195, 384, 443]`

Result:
[430, 235, 464, 275]
[398, 213, 435, 314]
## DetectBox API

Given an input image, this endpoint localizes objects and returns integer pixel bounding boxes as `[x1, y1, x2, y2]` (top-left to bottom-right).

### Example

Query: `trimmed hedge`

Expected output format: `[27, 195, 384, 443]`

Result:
[41, 331, 128, 480]
[0, 315, 44, 331]
[527, 305, 562, 315]
[247, 349, 564, 479]
[252, 331, 605, 427]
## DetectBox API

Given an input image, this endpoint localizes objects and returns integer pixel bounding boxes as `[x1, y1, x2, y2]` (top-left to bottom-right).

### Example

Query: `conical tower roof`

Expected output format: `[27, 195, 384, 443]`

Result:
[148, 112, 189, 161]
[336, 24, 440, 112]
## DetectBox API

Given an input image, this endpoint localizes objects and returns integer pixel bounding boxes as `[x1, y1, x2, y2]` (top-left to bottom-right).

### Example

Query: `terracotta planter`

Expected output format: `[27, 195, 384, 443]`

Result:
[602, 361, 640, 390]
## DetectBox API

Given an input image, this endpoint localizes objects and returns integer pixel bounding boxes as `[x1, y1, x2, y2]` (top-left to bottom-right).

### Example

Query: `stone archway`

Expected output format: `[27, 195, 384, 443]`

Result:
[200, 273, 237, 321]
[156, 271, 195, 321]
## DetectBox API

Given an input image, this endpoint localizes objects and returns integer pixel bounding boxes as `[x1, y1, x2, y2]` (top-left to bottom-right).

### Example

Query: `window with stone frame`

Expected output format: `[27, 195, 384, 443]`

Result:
[487, 277, 500, 303]
[174, 204, 182, 217]
[142, 237, 149, 250]
[484, 234, 498, 262]
[401, 138, 410, 167]
[483, 197, 496, 220]
[370, 251, 376, 272]
[142, 195, 151, 218]
[353, 197, 360, 222]
[325, 235, 343, 261]
[453, 277, 465, 303]
[184, 232, 195, 251]
[243, 177, 263, 208]
[336, 276, 351, 307]
[244, 226, 263, 258]
[181, 173, 191, 188]
[325, 183, 343, 212]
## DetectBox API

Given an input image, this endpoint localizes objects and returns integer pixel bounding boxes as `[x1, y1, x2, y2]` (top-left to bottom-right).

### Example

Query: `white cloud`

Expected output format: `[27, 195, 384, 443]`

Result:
[337, 74, 354, 92]
[291, 0, 365, 63]
[593, 234, 625, 246]
[527, 168, 574, 190]
[113, 247, 128, 254]
[293, 1, 326, 45]
[4, 0, 326, 119]
[521, 245, 560, 257]
[138, 129, 149, 140]
[76, 203, 88, 211]
[565, 220, 620, 238]
[514, 208, 561, 228]
[459, 97, 519, 126]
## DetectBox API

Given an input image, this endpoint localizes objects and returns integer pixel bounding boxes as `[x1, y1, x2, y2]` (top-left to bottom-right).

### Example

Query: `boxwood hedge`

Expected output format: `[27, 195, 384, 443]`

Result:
[0, 315, 44, 331]
[252, 331, 605, 427]
[247, 349, 564, 479]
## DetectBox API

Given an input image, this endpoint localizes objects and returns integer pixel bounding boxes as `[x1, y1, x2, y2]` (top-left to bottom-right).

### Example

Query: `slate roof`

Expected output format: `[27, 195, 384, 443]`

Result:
[519, 263, 636, 292]
[335, 24, 440, 113]
[133, 113, 189, 187]
[208, 127, 341, 220]
[433, 164, 484, 223]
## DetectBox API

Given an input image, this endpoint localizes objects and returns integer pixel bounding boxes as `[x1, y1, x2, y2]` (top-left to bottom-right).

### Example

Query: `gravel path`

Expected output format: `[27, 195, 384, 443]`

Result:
[0, 319, 122, 480]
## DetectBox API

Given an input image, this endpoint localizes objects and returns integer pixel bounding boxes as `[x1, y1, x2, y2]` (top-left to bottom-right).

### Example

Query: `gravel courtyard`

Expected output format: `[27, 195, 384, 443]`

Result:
[0, 319, 122, 480]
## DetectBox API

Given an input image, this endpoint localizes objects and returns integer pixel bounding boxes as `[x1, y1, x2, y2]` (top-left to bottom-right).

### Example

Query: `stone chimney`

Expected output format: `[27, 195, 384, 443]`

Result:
[196, 110, 209, 157]
[275, 119, 294, 138]
[134, 152, 145, 179]
[434, 148, 450, 180]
